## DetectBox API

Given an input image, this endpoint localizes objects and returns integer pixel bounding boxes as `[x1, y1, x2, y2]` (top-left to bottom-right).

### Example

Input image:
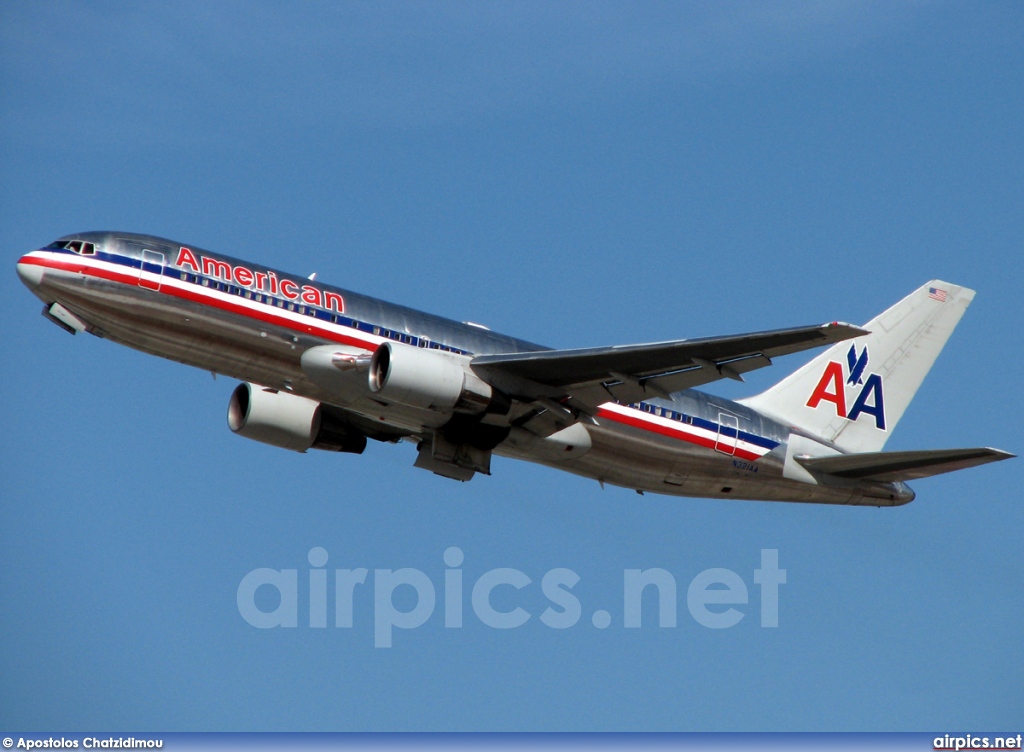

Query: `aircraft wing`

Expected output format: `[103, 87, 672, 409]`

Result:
[471, 322, 867, 434]
[797, 447, 1015, 482]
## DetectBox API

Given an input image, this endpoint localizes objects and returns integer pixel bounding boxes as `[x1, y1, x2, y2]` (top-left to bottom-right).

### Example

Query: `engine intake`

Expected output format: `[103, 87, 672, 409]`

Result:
[368, 342, 497, 414]
[227, 383, 366, 453]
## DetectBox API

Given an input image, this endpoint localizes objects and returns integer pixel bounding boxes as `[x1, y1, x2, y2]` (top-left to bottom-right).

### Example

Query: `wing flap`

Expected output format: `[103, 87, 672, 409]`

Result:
[797, 447, 1014, 482]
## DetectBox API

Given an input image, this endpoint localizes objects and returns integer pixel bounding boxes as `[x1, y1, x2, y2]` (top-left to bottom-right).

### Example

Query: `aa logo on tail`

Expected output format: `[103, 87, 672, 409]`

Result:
[806, 345, 886, 430]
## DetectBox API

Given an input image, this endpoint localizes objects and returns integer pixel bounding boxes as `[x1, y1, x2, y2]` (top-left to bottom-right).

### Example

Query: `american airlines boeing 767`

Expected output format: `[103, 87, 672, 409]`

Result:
[16, 232, 1012, 505]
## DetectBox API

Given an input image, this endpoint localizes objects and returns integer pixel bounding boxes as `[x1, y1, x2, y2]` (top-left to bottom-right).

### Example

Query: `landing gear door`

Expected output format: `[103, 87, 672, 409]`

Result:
[139, 249, 165, 291]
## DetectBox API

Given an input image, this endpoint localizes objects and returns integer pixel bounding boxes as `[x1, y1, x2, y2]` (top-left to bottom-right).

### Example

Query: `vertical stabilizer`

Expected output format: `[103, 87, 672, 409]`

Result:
[739, 281, 974, 453]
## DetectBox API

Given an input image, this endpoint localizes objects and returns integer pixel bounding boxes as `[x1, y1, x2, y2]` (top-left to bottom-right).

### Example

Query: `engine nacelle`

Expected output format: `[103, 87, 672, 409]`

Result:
[368, 342, 495, 414]
[227, 383, 366, 453]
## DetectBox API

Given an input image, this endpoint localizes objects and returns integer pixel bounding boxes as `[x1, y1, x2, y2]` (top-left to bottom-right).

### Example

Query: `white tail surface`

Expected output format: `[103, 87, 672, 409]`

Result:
[739, 280, 975, 453]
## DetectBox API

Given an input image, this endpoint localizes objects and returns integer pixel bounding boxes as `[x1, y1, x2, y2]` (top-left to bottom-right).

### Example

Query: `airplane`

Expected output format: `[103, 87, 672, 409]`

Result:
[16, 231, 1013, 506]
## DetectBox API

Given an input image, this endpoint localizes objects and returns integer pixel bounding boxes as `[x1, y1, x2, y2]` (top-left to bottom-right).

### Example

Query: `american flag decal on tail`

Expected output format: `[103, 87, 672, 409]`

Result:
[928, 287, 948, 302]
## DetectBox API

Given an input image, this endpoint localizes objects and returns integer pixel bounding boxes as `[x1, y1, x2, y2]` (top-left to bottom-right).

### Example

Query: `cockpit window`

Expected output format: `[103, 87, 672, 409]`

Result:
[51, 240, 96, 255]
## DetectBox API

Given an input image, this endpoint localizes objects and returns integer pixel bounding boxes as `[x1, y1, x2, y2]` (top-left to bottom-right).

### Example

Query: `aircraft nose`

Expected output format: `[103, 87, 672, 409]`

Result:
[16, 256, 45, 290]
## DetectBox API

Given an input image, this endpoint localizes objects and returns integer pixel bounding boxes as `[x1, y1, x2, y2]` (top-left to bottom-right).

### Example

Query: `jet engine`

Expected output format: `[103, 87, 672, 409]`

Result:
[368, 343, 501, 414]
[227, 383, 366, 453]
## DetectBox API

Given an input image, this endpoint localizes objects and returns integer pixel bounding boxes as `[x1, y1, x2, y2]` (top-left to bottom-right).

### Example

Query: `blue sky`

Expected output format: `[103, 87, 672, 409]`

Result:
[1, 1, 1021, 731]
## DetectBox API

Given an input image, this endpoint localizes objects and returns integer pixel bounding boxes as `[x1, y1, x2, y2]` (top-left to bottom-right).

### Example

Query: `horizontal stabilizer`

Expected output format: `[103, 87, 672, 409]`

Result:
[797, 447, 1014, 482]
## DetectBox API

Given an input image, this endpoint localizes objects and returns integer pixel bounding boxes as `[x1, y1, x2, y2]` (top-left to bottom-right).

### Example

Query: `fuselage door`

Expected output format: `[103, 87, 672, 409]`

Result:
[139, 249, 165, 292]
[715, 412, 740, 456]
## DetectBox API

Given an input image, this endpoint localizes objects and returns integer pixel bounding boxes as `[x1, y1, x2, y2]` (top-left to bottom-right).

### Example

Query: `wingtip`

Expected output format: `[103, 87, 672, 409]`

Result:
[822, 321, 871, 340]
[984, 447, 1016, 461]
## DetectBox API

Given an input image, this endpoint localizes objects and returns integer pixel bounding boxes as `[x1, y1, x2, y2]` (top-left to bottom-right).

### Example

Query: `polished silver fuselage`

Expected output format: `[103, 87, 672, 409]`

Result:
[17, 232, 913, 506]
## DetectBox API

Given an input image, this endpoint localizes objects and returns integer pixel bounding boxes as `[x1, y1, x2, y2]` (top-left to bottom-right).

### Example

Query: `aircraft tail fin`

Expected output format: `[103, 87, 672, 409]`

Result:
[739, 281, 975, 453]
